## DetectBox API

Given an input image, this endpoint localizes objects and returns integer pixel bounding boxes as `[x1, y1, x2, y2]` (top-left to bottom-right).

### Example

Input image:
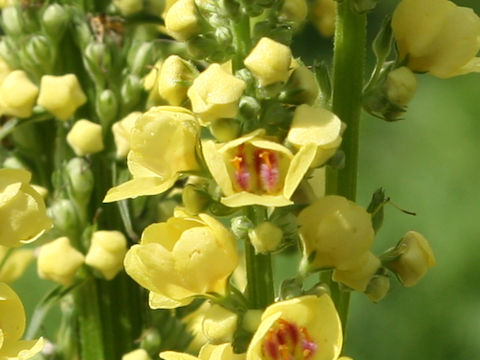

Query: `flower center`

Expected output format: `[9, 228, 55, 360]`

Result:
[261, 319, 317, 360]
[230, 145, 282, 194]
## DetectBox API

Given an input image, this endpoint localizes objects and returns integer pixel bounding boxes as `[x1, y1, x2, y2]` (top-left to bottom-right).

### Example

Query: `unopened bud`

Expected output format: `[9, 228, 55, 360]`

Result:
[0, 70, 38, 118]
[84, 42, 110, 85]
[128, 42, 155, 75]
[209, 118, 240, 142]
[1, 6, 24, 36]
[365, 274, 390, 302]
[281, 66, 319, 105]
[42, 4, 69, 40]
[85, 230, 127, 280]
[114, 0, 143, 16]
[139, 328, 161, 356]
[231, 216, 254, 239]
[66, 119, 104, 156]
[385, 66, 417, 107]
[202, 305, 238, 344]
[122, 349, 152, 360]
[280, 0, 308, 26]
[333, 252, 381, 292]
[48, 199, 78, 233]
[121, 74, 143, 112]
[96, 89, 118, 126]
[182, 185, 211, 214]
[157, 55, 197, 106]
[38, 237, 85, 286]
[66, 158, 94, 202]
[0, 37, 19, 68]
[248, 222, 283, 254]
[26, 35, 52, 68]
[165, 0, 201, 41]
[238, 96, 260, 119]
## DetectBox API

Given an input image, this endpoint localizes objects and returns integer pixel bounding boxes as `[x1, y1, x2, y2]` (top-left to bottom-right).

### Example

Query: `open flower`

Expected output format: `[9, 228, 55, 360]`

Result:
[298, 195, 375, 271]
[161, 343, 244, 360]
[124, 214, 238, 309]
[0, 282, 44, 359]
[287, 105, 343, 168]
[187, 63, 246, 125]
[392, 0, 480, 78]
[202, 129, 317, 208]
[246, 294, 342, 360]
[0, 168, 52, 248]
[104, 106, 200, 202]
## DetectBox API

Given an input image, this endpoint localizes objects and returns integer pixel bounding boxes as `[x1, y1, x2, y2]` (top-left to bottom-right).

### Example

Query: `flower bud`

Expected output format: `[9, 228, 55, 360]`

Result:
[248, 222, 283, 254]
[66, 119, 104, 156]
[85, 230, 127, 280]
[25, 35, 53, 69]
[48, 199, 78, 233]
[139, 328, 162, 355]
[0, 37, 19, 68]
[244, 37, 292, 86]
[311, 0, 337, 37]
[114, 0, 143, 16]
[66, 157, 94, 202]
[121, 74, 143, 112]
[242, 309, 262, 333]
[202, 305, 238, 344]
[0, 246, 34, 283]
[128, 42, 155, 76]
[0, 169, 52, 248]
[0, 70, 38, 118]
[38, 237, 85, 286]
[365, 274, 390, 303]
[84, 42, 110, 85]
[158, 55, 198, 106]
[96, 89, 118, 126]
[165, 0, 201, 41]
[1, 6, 24, 36]
[281, 65, 319, 105]
[332, 252, 381, 291]
[209, 118, 240, 142]
[230, 216, 254, 239]
[42, 4, 69, 41]
[0, 55, 12, 83]
[187, 63, 246, 124]
[122, 349, 152, 360]
[280, 0, 308, 26]
[387, 231, 436, 287]
[112, 112, 142, 158]
[182, 184, 211, 214]
[385, 66, 417, 107]
[37, 74, 87, 120]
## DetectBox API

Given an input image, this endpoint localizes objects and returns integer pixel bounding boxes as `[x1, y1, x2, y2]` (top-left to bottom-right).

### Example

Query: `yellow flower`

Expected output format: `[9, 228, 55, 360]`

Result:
[202, 129, 317, 208]
[37, 74, 87, 120]
[388, 231, 436, 287]
[385, 67, 417, 106]
[244, 38, 293, 86]
[85, 230, 127, 280]
[164, 0, 201, 41]
[122, 348, 152, 360]
[311, 0, 337, 37]
[332, 252, 380, 292]
[248, 222, 283, 254]
[287, 105, 343, 168]
[158, 55, 198, 106]
[392, 0, 480, 78]
[187, 63, 246, 125]
[182, 301, 210, 353]
[104, 106, 200, 202]
[246, 294, 342, 360]
[66, 119, 104, 156]
[298, 195, 375, 270]
[0, 168, 52, 248]
[124, 214, 238, 309]
[0, 70, 38, 118]
[0, 246, 34, 283]
[112, 112, 142, 158]
[161, 343, 244, 360]
[37, 237, 85, 286]
[202, 304, 238, 344]
[0, 283, 44, 359]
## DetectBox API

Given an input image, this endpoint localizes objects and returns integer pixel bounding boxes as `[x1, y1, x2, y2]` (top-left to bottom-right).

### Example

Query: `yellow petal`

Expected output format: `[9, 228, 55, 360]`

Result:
[103, 175, 178, 202]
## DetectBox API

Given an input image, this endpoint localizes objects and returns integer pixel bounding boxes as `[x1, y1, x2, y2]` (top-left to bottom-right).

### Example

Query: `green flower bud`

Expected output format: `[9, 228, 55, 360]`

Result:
[209, 118, 240, 142]
[84, 42, 110, 87]
[42, 4, 69, 41]
[48, 199, 78, 233]
[182, 185, 211, 214]
[66, 158, 94, 204]
[238, 96, 260, 119]
[96, 89, 118, 127]
[230, 216, 254, 239]
[0, 37, 19, 68]
[25, 35, 53, 69]
[186, 35, 217, 59]
[128, 42, 155, 76]
[121, 74, 143, 112]
[351, 0, 379, 14]
[215, 27, 232, 46]
[113, 0, 143, 16]
[139, 328, 162, 355]
[1, 6, 24, 37]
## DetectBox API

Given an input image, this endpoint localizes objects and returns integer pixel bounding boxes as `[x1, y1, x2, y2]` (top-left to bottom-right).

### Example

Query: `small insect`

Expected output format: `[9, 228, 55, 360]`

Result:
[89, 14, 125, 44]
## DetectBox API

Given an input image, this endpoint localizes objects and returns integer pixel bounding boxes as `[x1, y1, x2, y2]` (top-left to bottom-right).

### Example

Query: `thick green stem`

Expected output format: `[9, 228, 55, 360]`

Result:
[327, 0, 367, 340]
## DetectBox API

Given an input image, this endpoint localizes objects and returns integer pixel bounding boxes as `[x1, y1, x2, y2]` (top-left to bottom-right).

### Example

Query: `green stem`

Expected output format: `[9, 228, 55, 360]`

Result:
[327, 0, 367, 341]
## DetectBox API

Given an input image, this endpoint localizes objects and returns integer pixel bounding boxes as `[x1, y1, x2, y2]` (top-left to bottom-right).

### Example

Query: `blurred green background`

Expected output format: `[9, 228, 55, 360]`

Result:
[10, 1, 480, 359]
